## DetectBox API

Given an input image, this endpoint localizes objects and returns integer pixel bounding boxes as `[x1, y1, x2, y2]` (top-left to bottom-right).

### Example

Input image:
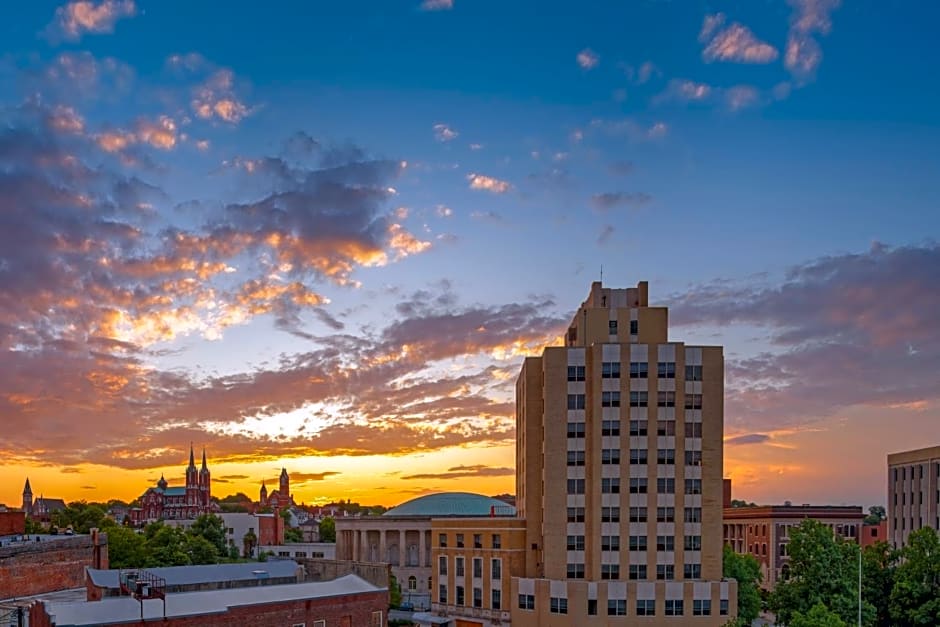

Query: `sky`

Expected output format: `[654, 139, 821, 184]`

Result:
[0, 0, 938, 511]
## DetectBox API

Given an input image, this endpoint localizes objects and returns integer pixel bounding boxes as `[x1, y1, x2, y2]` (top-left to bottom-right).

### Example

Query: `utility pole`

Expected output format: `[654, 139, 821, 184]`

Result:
[858, 543, 862, 627]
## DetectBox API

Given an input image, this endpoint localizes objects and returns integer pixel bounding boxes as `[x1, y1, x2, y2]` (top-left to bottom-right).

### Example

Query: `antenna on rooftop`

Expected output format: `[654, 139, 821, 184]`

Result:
[600, 264, 603, 284]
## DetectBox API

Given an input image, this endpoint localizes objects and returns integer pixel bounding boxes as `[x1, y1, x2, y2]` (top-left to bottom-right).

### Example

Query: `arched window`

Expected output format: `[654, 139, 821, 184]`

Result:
[408, 576, 417, 590]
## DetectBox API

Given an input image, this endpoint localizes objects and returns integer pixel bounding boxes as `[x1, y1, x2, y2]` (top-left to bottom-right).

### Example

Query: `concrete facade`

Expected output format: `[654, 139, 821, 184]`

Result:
[722, 505, 864, 588]
[887, 445, 940, 548]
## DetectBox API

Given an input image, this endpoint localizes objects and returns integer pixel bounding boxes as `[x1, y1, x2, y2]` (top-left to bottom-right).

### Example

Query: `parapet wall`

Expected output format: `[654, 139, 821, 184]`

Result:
[297, 558, 389, 590]
[0, 531, 108, 600]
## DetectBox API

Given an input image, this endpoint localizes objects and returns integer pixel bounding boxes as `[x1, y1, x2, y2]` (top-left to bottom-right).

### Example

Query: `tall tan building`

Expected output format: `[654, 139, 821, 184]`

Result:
[428, 282, 736, 626]
[888, 445, 940, 548]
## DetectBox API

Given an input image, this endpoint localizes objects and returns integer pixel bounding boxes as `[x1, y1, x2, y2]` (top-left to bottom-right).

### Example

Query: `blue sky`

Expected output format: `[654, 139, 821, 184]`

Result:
[0, 0, 938, 508]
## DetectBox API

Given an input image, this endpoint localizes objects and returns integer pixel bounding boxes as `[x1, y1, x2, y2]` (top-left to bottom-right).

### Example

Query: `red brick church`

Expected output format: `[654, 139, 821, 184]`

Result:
[130, 446, 214, 525]
[259, 468, 295, 510]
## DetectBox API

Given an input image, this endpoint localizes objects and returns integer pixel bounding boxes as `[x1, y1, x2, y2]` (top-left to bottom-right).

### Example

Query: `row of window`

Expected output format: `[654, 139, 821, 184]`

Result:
[892, 463, 940, 482]
[567, 392, 705, 409]
[607, 319, 639, 335]
[567, 534, 701, 552]
[567, 363, 704, 382]
[438, 533, 501, 549]
[574, 420, 704, 438]
[563, 446, 703, 467]
[438, 556, 502, 579]
[565, 504, 702, 523]
[441, 585, 501, 608]
[561, 563, 703, 580]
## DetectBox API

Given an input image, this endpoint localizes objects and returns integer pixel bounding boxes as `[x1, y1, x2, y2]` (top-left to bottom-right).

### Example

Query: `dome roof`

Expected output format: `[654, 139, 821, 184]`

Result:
[383, 492, 515, 518]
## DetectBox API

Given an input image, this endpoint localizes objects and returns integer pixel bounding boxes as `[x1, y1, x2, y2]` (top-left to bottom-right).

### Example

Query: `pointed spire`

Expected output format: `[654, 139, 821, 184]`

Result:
[189, 442, 195, 467]
[202, 447, 208, 470]
[23, 477, 32, 494]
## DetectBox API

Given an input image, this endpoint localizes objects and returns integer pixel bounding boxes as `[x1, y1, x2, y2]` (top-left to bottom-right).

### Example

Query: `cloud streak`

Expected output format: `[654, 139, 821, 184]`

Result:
[48, 0, 136, 42]
[699, 14, 779, 64]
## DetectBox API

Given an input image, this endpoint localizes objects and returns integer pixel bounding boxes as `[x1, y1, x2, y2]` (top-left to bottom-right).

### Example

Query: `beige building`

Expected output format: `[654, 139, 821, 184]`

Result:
[431, 281, 736, 626]
[888, 445, 940, 548]
[723, 505, 864, 588]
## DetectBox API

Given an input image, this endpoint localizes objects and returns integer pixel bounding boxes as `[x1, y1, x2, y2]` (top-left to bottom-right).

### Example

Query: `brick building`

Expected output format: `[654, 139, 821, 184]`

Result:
[887, 444, 940, 548]
[0, 530, 108, 600]
[722, 505, 864, 588]
[30, 573, 386, 627]
[259, 468, 296, 510]
[130, 446, 214, 525]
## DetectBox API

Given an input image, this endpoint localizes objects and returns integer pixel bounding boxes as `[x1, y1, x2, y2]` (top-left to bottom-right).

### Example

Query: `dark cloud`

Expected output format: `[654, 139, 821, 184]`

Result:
[725, 434, 771, 446]
[290, 471, 341, 482]
[590, 191, 652, 211]
[402, 465, 514, 480]
[669, 242, 940, 432]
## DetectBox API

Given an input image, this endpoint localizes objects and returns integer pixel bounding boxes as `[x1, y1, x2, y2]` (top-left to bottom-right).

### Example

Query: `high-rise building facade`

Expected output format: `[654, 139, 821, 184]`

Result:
[511, 281, 735, 625]
[887, 445, 940, 548]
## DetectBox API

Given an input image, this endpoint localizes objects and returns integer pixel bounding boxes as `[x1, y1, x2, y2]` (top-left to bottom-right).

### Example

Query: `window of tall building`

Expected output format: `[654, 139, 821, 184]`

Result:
[568, 507, 585, 523]
[629, 507, 647, 523]
[629, 420, 648, 436]
[657, 477, 675, 494]
[685, 365, 703, 381]
[693, 599, 712, 616]
[588, 599, 598, 615]
[602, 391, 621, 407]
[566, 563, 585, 578]
[518, 594, 535, 610]
[637, 599, 656, 615]
[657, 535, 675, 551]
[657, 420, 676, 436]
[492, 534, 501, 549]
[608, 599, 627, 616]
[491, 558, 501, 579]
[567, 365, 585, 381]
[685, 478, 702, 495]
[566, 422, 585, 438]
[438, 556, 447, 575]
[567, 450, 585, 466]
[566, 535, 585, 551]
[602, 535, 620, 551]
[601, 564, 620, 580]
[492, 589, 501, 610]
[473, 557, 482, 577]
[666, 599, 684, 616]
[609, 320, 618, 334]
[629, 477, 648, 494]
[685, 450, 703, 466]
[473, 534, 482, 549]
[630, 361, 648, 378]
[657, 449, 676, 465]
[685, 563, 702, 579]
[657, 507, 675, 523]
[720, 599, 729, 615]
[439, 584, 447, 604]
[630, 449, 648, 465]
[602, 478, 621, 493]
[567, 478, 585, 494]
[685, 507, 703, 523]
[567, 394, 586, 410]
[685, 394, 703, 410]
[455, 557, 464, 576]
[629, 535, 647, 551]
[602, 420, 620, 436]
[629, 391, 648, 407]
[657, 362, 676, 378]
[550, 597, 569, 614]
[657, 564, 675, 580]
[685, 535, 702, 551]
[629, 564, 647, 580]
[456, 586, 465, 606]
[657, 391, 676, 407]
[602, 506, 621, 522]
[602, 448, 621, 465]
[602, 362, 621, 378]
[685, 422, 703, 438]
[630, 320, 639, 334]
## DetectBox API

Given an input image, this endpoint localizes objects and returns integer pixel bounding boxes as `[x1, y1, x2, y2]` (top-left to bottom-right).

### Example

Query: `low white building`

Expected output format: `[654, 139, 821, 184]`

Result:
[260, 542, 336, 560]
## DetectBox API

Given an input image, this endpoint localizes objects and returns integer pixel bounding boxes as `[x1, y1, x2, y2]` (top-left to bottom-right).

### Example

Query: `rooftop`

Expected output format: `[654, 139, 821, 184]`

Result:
[45, 574, 383, 626]
[723, 505, 864, 520]
[86, 560, 301, 589]
[383, 492, 516, 518]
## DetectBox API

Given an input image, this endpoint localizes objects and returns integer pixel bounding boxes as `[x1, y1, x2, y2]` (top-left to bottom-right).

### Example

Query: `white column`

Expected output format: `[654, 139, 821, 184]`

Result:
[399, 529, 406, 567]
[419, 529, 427, 567]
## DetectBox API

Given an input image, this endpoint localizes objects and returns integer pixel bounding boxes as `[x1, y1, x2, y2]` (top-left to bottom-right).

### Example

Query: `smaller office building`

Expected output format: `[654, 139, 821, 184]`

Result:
[887, 445, 940, 548]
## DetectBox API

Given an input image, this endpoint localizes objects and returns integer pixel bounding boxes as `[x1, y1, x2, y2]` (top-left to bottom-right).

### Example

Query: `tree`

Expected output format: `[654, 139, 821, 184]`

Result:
[730, 499, 756, 508]
[389, 575, 402, 608]
[319, 517, 336, 543]
[184, 534, 220, 565]
[769, 519, 874, 626]
[243, 528, 258, 559]
[107, 525, 147, 568]
[285, 527, 303, 543]
[790, 602, 848, 627]
[889, 527, 940, 626]
[24, 517, 44, 534]
[723, 544, 762, 625]
[188, 514, 227, 556]
[146, 525, 191, 566]
[864, 506, 887, 525]
[862, 541, 897, 626]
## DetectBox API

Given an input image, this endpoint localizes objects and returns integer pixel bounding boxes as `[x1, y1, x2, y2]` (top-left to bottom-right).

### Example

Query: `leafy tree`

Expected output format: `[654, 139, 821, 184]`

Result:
[24, 517, 44, 534]
[184, 534, 220, 565]
[730, 499, 756, 508]
[52, 502, 108, 533]
[145, 525, 190, 566]
[723, 544, 762, 624]
[188, 514, 227, 555]
[864, 506, 887, 525]
[279, 507, 293, 525]
[889, 527, 940, 626]
[862, 541, 897, 626]
[218, 492, 253, 504]
[319, 517, 336, 543]
[107, 525, 148, 568]
[769, 519, 874, 626]
[243, 528, 258, 558]
[790, 602, 848, 627]
[389, 575, 402, 608]
[285, 527, 303, 543]
[228, 543, 241, 560]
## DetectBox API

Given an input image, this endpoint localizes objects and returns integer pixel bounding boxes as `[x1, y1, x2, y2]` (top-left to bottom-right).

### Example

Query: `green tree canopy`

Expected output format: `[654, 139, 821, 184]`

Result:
[319, 516, 336, 543]
[889, 527, 940, 626]
[188, 514, 227, 555]
[864, 505, 887, 525]
[790, 602, 848, 627]
[862, 541, 897, 627]
[769, 519, 874, 626]
[723, 544, 762, 624]
[106, 525, 148, 568]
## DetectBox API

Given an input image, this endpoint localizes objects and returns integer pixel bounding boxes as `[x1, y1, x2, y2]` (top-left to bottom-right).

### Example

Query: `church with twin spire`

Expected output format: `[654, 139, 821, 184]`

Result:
[130, 445, 215, 525]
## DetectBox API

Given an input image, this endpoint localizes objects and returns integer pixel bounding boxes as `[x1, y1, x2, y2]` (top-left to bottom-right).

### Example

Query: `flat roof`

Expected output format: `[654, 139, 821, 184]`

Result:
[724, 505, 864, 521]
[86, 560, 300, 588]
[46, 574, 384, 626]
[887, 445, 940, 465]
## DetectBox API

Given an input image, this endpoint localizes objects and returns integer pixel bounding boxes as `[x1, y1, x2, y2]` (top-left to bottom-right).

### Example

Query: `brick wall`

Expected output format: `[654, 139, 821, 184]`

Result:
[0, 531, 107, 600]
[299, 558, 390, 590]
[0, 512, 25, 536]
[30, 590, 387, 626]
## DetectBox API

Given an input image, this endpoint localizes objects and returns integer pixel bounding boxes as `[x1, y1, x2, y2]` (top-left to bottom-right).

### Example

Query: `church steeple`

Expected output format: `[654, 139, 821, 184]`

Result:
[201, 447, 208, 471]
[189, 443, 196, 468]
[23, 478, 33, 515]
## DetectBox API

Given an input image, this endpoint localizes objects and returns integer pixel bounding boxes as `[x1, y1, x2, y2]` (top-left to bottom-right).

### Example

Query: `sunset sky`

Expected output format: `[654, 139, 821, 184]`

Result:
[1, 0, 938, 511]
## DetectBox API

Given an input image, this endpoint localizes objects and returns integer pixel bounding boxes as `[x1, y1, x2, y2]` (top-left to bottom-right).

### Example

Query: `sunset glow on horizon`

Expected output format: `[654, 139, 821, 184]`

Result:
[2, 0, 939, 512]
